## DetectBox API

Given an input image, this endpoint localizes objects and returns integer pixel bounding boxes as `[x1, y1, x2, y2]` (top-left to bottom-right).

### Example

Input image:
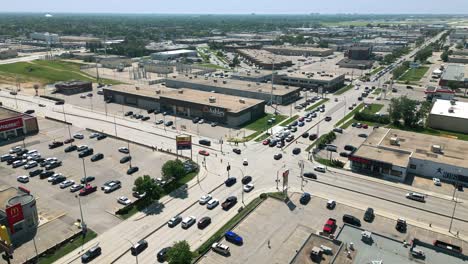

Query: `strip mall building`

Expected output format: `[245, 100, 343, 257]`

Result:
[0, 107, 39, 142]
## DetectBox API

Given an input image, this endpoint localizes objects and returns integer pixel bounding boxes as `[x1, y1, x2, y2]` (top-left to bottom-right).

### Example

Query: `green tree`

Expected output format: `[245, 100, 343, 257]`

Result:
[440, 51, 449, 62]
[456, 43, 464, 49]
[318, 40, 329, 48]
[167, 240, 193, 264]
[133, 175, 163, 202]
[231, 55, 240, 68]
[389, 96, 422, 127]
[162, 160, 186, 181]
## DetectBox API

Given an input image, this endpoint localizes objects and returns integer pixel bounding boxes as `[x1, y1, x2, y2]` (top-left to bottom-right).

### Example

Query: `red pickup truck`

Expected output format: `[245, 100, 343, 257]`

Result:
[323, 218, 337, 233]
[79, 185, 97, 196]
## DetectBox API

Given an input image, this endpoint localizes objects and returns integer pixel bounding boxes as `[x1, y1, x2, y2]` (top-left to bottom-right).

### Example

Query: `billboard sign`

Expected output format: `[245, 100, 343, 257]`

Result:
[6, 203, 24, 234]
[0, 117, 23, 132]
[176, 135, 192, 150]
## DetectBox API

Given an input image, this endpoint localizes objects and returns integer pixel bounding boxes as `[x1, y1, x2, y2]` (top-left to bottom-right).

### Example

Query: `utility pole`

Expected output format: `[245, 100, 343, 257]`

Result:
[299, 160, 304, 191]
[62, 104, 73, 143]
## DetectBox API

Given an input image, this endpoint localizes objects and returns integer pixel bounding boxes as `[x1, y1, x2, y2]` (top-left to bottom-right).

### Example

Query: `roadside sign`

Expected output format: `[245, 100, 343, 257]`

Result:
[176, 135, 192, 150]
[282, 170, 289, 190]
[6, 203, 24, 234]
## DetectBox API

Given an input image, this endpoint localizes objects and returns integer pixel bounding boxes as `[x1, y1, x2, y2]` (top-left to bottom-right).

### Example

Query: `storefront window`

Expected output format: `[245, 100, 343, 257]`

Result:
[391, 170, 403, 177]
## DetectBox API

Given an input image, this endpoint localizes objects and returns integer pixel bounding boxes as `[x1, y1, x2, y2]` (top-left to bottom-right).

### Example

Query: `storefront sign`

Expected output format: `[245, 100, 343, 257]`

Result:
[6, 203, 24, 234]
[0, 118, 23, 132]
[202, 106, 225, 117]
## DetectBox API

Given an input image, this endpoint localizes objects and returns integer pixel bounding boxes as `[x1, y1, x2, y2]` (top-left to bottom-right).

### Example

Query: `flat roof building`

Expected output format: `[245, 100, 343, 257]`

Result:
[349, 128, 468, 185]
[439, 64, 468, 88]
[151, 49, 198, 61]
[277, 71, 345, 92]
[103, 85, 265, 127]
[263, 46, 333, 57]
[424, 86, 455, 102]
[448, 55, 468, 64]
[230, 70, 273, 83]
[54, 81, 93, 95]
[165, 75, 300, 105]
[236, 49, 293, 70]
[0, 107, 39, 143]
[427, 99, 468, 134]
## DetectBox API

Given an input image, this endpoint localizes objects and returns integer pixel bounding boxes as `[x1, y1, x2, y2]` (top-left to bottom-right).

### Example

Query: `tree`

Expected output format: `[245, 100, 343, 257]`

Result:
[133, 175, 163, 202]
[456, 43, 464, 49]
[441, 51, 449, 62]
[167, 240, 192, 264]
[388, 96, 421, 127]
[318, 40, 329, 48]
[230, 55, 240, 68]
[162, 160, 186, 181]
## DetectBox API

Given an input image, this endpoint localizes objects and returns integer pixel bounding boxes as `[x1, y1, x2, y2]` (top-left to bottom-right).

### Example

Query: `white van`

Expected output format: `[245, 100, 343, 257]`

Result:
[314, 166, 326, 173]
[406, 192, 425, 202]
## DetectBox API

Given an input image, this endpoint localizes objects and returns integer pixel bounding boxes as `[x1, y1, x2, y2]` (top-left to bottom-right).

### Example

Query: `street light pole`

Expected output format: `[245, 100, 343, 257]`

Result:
[449, 190, 458, 233]
[114, 116, 118, 137]
[124, 239, 139, 264]
[62, 104, 73, 144]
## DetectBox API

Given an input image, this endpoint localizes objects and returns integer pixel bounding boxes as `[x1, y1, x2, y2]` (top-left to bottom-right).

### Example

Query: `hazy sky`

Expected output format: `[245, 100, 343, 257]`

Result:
[3, 0, 468, 14]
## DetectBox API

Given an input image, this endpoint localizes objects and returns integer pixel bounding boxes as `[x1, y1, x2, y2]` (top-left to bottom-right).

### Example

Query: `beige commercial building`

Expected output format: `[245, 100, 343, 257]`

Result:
[427, 99, 468, 134]
[236, 49, 293, 70]
[263, 46, 334, 57]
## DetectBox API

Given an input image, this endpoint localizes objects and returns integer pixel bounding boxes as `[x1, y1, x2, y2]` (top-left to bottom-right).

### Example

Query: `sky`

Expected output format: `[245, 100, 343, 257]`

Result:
[2, 0, 468, 14]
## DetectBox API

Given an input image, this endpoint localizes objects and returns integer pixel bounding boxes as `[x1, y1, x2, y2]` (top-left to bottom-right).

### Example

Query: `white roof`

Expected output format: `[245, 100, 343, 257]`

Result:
[154, 49, 196, 55]
[430, 99, 468, 120]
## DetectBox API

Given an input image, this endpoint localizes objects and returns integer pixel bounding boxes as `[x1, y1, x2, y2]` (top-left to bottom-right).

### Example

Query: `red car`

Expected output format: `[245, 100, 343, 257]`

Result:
[362, 124, 369, 129]
[262, 139, 270, 145]
[323, 218, 337, 233]
[79, 184, 97, 196]
[298, 117, 305, 122]
[198, 150, 209, 156]
[64, 138, 75, 144]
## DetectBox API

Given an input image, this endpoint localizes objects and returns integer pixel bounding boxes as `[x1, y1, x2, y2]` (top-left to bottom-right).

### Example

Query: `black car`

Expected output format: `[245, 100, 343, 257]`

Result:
[49, 141, 64, 149]
[81, 246, 101, 263]
[343, 214, 361, 227]
[141, 116, 150, 121]
[232, 148, 241, 155]
[303, 172, 317, 179]
[358, 133, 368, 138]
[292, 148, 301, 155]
[6, 156, 22, 165]
[52, 175, 66, 185]
[79, 148, 94, 158]
[339, 152, 349, 158]
[64, 145, 78, 153]
[120, 156, 132, 164]
[364, 207, 374, 222]
[81, 176, 95, 184]
[300, 192, 311, 205]
[344, 145, 356, 151]
[29, 169, 43, 177]
[39, 171, 54, 179]
[147, 109, 155, 114]
[157, 247, 171, 262]
[225, 177, 236, 187]
[324, 116, 332, 122]
[301, 132, 309, 138]
[90, 153, 104, 162]
[241, 176, 252, 184]
[309, 134, 318, 141]
[198, 139, 211, 146]
[96, 134, 107, 140]
[55, 101, 64, 105]
[198, 217, 212, 229]
[130, 240, 148, 256]
[127, 166, 139, 175]
[125, 111, 133, 116]
[273, 153, 282, 160]
[24, 109, 35, 114]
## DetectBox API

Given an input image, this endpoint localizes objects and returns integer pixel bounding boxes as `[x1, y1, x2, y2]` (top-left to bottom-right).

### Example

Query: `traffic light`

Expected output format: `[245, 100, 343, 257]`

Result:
[0, 226, 11, 246]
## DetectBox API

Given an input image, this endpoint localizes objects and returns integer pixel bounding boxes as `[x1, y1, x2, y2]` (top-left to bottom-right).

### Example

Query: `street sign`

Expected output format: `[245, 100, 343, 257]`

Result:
[176, 135, 192, 150]
[227, 164, 231, 171]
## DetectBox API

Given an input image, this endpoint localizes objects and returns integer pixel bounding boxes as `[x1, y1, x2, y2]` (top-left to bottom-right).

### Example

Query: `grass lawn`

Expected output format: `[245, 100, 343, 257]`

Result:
[305, 98, 329, 111]
[372, 88, 382, 95]
[0, 60, 120, 85]
[334, 84, 354, 95]
[38, 230, 97, 264]
[314, 157, 341, 168]
[117, 170, 199, 220]
[228, 114, 287, 143]
[398, 66, 429, 82]
[341, 103, 385, 129]
[370, 66, 385, 76]
[198, 63, 228, 70]
[335, 103, 365, 128]
[279, 115, 299, 126]
[305, 134, 326, 152]
[254, 132, 271, 142]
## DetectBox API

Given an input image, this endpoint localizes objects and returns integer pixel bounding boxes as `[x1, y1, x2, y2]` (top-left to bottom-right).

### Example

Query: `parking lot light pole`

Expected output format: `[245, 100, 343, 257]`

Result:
[62, 104, 73, 144]
[449, 190, 458, 233]
[113, 116, 118, 137]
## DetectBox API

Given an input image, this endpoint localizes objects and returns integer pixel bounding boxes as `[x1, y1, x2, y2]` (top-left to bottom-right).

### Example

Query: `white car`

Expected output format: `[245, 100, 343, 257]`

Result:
[207, 199, 219, 209]
[433, 178, 441, 186]
[73, 133, 84, 139]
[48, 173, 62, 182]
[59, 180, 75, 189]
[17, 175, 29, 183]
[9, 146, 22, 154]
[89, 133, 100, 139]
[118, 147, 129, 154]
[314, 166, 326, 173]
[117, 196, 132, 205]
[198, 119, 204, 124]
[243, 183, 254, 192]
[77, 145, 88, 151]
[155, 119, 164, 125]
[24, 161, 38, 169]
[199, 194, 212, 205]
[212, 242, 230, 255]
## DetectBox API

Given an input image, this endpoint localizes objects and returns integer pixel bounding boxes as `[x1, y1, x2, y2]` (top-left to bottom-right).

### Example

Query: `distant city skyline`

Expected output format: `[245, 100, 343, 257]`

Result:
[2, 0, 468, 14]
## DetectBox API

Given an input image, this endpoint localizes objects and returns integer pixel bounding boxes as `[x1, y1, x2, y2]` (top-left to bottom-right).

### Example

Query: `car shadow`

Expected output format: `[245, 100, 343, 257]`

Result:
[285, 197, 296, 211]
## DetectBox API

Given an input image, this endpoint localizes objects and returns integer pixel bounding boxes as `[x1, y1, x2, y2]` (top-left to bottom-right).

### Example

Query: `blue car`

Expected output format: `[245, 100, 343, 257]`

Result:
[300, 192, 311, 205]
[225, 231, 243, 245]
[298, 122, 305, 127]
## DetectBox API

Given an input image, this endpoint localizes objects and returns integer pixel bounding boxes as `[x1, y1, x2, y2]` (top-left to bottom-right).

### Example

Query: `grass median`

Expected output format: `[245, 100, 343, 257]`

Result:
[398, 66, 429, 82]
[335, 103, 365, 128]
[341, 103, 384, 128]
[228, 114, 287, 143]
[37, 230, 97, 264]
[305, 98, 329, 111]
[334, 84, 354, 95]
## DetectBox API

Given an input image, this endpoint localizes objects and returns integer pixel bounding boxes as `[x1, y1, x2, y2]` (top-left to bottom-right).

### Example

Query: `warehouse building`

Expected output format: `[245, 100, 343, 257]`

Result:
[427, 99, 468, 134]
[448, 55, 468, 64]
[439, 64, 468, 88]
[347, 46, 373, 60]
[349, 128, 468, 186]
[151, 49, 197, 61]
[0, 187, 39, 246]
[277, 72, 345, 92]
[54, 81, 93, 95]
[164, 75, 300, 105]
[231, 70, 273, 83]
[103, 85, 265, 127]
[236, 49, 293, 70]
[263, 46, 334, 57]
[0, 107, 39, 142]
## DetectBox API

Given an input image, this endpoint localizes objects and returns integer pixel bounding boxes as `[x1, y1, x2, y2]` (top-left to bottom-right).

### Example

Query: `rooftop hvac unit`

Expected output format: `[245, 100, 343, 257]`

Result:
[390, 137, 399, 146]
[256, 82, 260, 85]
[189, 76, 193, 79]
[247, 84, 251, 87]
[209, 96, 216, 103]
[431, 145, 442, 154]
[450, 100, 456, 105]
[448, 107, 454, 113]
[258, 89, 262, 92]
[155, 90, 161, 94]
[214, 79, 218, 83]
[239, 98, 245, 104]
[222, 80, 227, 84]
[178, 90, 184, 94]
[135, 86, 140, 90]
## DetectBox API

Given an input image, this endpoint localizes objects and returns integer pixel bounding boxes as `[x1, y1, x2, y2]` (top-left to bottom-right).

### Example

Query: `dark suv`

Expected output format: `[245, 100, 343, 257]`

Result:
[130, 240, 148, 256]
[364, 207, 374, 222]
[79, 148, 94, 158]
[343, 214, 361, 227]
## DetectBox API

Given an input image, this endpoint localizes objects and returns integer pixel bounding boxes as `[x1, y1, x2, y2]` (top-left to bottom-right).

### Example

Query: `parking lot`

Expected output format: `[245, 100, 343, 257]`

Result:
[0, 117, 173, 234]
[198, 192, 466, 264]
